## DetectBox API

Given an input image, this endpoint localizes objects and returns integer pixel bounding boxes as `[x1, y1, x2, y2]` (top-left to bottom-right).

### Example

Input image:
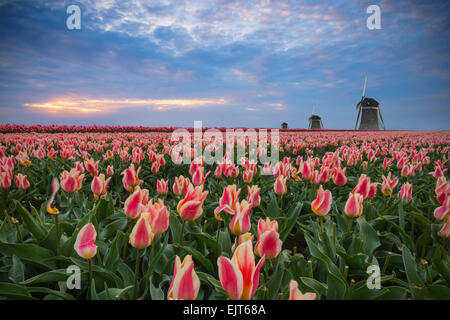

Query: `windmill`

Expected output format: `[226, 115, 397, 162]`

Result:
[308, 107, 323, 129]
[355, 73, 386, 130]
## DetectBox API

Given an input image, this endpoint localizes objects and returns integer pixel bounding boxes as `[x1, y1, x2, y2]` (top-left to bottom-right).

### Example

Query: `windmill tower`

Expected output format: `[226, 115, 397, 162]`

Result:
[355, 73, 386, 130]
[308, 107, 323, 129]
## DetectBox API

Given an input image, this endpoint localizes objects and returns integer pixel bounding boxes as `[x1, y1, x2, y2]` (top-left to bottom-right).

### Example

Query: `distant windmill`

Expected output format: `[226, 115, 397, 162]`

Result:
[355, 73, 386, 130]
[308, 107, 323, 129]
[281, 122, 288, 129]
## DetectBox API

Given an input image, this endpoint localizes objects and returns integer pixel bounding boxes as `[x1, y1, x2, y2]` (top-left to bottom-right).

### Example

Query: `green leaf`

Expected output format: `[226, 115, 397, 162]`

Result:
[27, 287, 75, 300]
[280, 201, 303, 242]
[300, 277, 328, 296]
[0, 282, 35, 300]
[356, 217, 380, 258]
[149, 276, 165, 300]
[20, 269, 69, 285]
[15, 200, 47, 242]
[9, 255, 25, 283]
[0, 241, 55, 270]
[402, 246, 424, 289]
[267, 192, 280, 218]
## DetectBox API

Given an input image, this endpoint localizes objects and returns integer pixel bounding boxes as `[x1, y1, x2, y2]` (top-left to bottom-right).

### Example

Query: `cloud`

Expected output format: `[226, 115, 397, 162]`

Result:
[24, 97, 228, 115]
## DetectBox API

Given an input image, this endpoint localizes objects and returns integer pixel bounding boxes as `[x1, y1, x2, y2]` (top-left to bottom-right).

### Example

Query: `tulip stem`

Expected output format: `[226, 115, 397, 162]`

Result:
[14, 223, 23, 242]
[88, 258, 93, 297]
[55, 214, 61, 255]
[122, 221, 133, 260]
[382, 252, 391, 274]
[2, 189, 12, 228]
[215, 219, 222, 255]
[264, 262, 269, 282]
[179, 220, 186, 245]
[347, 217, 353, 233]
[134, 249, 141, 300]
[420, 224, 430, 261]
[319, 216, 324, 233]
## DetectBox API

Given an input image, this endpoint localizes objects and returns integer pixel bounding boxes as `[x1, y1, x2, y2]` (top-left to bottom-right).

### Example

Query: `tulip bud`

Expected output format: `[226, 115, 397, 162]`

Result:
[129, 216, 154, 249]
[398, 183, 413, 202]
[124, 187, 146, 220]
[157, 179, 169, 195]
[246, 185, 261, 208]
[14, 173, 30, 190]
[274, 175, 287, 196]
[106, 165, 114, 176]
[177, 185, 208, 221]
[74, 223, 97, 259]
[438, 217, 450, 239]
[167, 255, 200, 300]
[229, 200, 252, 236]
[434, 196, 450, 221]
[91, 173, 111, 200]
[218, 240, 265, 300]
[344, 192, 364, 218]
[142, 199, 169, 237]
[311, 185, 332, 217]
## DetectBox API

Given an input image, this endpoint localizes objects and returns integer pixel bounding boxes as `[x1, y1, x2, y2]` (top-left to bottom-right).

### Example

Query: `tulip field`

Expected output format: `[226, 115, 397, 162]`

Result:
[0, 126, 449, 300]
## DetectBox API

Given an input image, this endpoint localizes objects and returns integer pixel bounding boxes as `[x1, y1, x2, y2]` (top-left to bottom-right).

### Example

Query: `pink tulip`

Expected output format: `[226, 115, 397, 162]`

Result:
[84, 158, 99, 176]
[274, 175, 287, 196]
[301, 160, 314, 181]
[257, 217, 278, 236]
[0, 171, 11, 189]
[229, 200, 252, 236]
[121, 164, 142, 192]
[167, 255, 200, 300]
[177, 185, 208, 221]
[14, 173, 30, 190]
[434, 196, 450, 221]
[91, 173, 111, 200]
[255, 218, 282, 260]
[381, 172, 399, 196]
[243, 169, 254, 184]
[289, 280, 317, 300]
[352, 174, 371, 199]
[438, 217, 450, 239]
[192, 167, 210, 186]
[429, 166, 447, 179]
[344, 192, 364, 218]
[217, 240, 265, 300]
[367, 182, 378, 199]
[46, 177, 60, 215]
[398, 183, 413, 202]
[232, 232, 254, 252]
[246, 185, 261, 208]
[151, 161, 160, 174]
[173, 175, 192, 196]
[74, 223, 97, 259]
[401, 164, 415, 177]
[60, 168, 84, 193]
[106, 165, 114, 176]
[382, 158, 394, 170]
[332, 167, 347, 186]
[157, 179, 169, 195]
[124, 187, 147, 220]
[311, 185, 332, 217]
[129, 216, 154, 249]
[214, 185, 241, 220]
[142, 199, 169, 237]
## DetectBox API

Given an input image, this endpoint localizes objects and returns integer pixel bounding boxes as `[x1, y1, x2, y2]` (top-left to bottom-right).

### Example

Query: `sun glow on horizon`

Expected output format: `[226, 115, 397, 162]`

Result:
[24, 97, 228, 115]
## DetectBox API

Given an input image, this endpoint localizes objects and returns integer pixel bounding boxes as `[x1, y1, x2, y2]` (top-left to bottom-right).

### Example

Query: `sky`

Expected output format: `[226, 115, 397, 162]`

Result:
[0, 0, 449, 130]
